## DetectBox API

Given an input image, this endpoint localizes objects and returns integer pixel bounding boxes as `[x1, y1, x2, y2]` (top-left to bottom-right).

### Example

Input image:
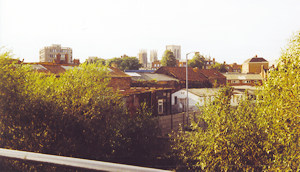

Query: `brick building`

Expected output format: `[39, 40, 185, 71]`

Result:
[194, 68, 226, 87]
[39, 44, 73, 63]
[242, 55, 269, 74]
[155, 66, 211, 88]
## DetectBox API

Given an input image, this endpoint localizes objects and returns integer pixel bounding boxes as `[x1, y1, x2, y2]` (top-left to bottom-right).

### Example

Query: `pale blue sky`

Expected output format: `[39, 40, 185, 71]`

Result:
[1, 0, 299, 64]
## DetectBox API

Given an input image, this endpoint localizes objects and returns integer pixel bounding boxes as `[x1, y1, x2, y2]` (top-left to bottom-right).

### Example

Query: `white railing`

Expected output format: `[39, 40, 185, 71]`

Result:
[0, 148, 171, 172]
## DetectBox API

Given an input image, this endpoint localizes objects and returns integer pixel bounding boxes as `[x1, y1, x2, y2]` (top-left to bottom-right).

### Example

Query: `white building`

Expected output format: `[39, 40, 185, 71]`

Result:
[150, 50, 157, 63]
[39, 44, 72, 63]
[166, 45, 181, 60]
[138, 49, 147, 68]
[171, 88, 244, 113]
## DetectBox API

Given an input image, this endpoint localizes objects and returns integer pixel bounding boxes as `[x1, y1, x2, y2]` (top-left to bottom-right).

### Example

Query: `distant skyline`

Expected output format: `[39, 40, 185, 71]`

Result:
[1, 0, 300, 64]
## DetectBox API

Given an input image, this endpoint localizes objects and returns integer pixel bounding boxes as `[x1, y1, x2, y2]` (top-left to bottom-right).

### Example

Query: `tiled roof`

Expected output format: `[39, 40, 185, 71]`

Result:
[109, 67, 131, 78]
[244, 57, 268, 63]
[229, 64, 242, 70]
[195, 69, 226, 79]
[249, 57, 268, 62]
[155, 67, 207, 82]
[42, 65, 67, 74]
[25, 63, 78, 74]
[25, 63, 130, 77]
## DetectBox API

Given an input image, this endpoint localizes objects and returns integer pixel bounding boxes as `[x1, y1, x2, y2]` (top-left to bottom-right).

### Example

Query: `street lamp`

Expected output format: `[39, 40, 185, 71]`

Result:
[186, 52, 195, 128]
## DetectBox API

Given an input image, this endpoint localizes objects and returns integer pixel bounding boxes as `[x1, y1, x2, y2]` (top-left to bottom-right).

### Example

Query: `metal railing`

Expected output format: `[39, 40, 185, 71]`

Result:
[0, 148, 171, 172]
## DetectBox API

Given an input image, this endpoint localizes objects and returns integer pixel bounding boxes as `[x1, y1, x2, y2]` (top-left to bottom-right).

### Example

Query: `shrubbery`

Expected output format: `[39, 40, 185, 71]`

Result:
[0, 53, 162, 170]
[171, 32, 300, 171]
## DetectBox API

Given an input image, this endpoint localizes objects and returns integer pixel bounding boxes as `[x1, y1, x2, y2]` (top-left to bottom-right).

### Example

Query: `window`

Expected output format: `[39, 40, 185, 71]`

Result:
[158, 99, 164, 114]
[175, 96, 178, 105]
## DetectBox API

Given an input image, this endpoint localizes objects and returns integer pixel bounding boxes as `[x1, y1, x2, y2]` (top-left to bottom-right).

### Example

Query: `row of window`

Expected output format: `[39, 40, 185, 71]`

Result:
[49, 49, 69, 53]
[229, 80, 259, 84]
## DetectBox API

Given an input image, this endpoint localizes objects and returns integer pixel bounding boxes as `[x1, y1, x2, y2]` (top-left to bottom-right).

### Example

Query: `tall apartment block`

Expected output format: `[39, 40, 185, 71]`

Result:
[39, 44, 72, 63]
[150, 50, 158, 63]
[166, 45, 181, 60]
[138, 49, 147, 68]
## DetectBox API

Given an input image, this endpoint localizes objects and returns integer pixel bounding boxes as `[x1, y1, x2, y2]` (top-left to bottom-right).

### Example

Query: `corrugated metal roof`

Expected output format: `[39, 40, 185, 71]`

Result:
[125, 72, 141, 77]
[223, 73, 263, 80]
[189, 88, 221, 97]
[124, 70, 155, 73]
[143, 73, 179, 81]
[61, 65, 76, 70]
[127, 72, 179, 82]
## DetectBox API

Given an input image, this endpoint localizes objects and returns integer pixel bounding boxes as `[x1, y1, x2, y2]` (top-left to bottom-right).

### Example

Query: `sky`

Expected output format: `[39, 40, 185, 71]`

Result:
[1, 0, 300, 64]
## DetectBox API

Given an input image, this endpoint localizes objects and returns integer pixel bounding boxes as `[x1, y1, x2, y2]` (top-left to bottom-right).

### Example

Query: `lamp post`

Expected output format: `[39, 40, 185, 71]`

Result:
[186, 52, 195, 128]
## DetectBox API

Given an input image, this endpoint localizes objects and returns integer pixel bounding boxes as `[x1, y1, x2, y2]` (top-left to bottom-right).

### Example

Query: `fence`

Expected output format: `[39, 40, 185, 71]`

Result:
[0, 148, 171, 172]
[158, 111, 202, 136]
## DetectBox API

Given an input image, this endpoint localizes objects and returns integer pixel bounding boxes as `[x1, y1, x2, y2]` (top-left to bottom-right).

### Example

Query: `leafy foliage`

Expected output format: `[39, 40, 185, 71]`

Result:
[171, 31, 300, 171]
[107, 56, 142, 71]
[0, 53, 162, 170]
[161, 50, 176, 67]
[210, 62, 227, 73]
[188, 52, 205, 69]
[85, 57, 106, 65]
[256, 31, 300, 170]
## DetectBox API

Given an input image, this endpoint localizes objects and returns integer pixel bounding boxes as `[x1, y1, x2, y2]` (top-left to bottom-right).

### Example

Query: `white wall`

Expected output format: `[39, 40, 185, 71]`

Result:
[172, 89, 245, 112]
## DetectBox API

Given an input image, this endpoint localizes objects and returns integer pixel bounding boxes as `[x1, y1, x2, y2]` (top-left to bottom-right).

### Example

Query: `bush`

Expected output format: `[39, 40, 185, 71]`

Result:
[171, 32, 300, 171]
[0, 53, 163, 170]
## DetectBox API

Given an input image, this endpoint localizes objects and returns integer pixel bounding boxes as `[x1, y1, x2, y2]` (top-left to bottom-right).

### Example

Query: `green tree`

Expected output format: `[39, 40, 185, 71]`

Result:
[161, 50, 176, 67]
[171, 87, 269, 171]
[85, 57, 106, 65]
[107, 57, 123, 68]
[120, 56, 142, 70]
[188, 52, 205, 69]
[210, 62, 227, 73]
[0, 53, 163, 170]
[256, 31, 300, 170]
[171, 31, 300, 171]
[107, 56, 141, 71]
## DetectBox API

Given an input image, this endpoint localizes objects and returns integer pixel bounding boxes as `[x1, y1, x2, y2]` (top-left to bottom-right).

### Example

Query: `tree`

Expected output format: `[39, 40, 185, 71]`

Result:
[120, 56, 142, 70]
[85, 57, 106, 65]
[0, 53, 163, 170]
[188, 52, 205, 69]
[171, 87, 269, 171]
[210, 62, 227, 73]
[256, 31, 300, 170]
[161, 50, 176, 67]
[170, 31, 300, 171]
[107, 57, 123, 68]
[107, 56, 141, 71]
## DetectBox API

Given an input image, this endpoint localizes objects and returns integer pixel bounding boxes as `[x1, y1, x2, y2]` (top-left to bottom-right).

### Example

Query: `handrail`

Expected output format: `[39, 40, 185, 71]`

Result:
[0, 148, 171, 172]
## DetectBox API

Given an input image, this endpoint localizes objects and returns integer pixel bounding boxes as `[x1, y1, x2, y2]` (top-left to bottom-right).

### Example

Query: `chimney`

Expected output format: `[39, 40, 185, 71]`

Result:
[65, 54, 69, 64]
[56, 53, 61, 63]
[255, 54, 258, 58]
[73, 59, 80, 64]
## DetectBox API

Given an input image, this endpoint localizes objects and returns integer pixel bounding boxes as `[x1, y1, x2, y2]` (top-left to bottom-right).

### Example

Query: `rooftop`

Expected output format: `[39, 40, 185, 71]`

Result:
[223, 73, 263, 80]
[244, 56, 268, 63]
[155, 66, 207, 82]
[195, 68, 226, 79]
[125, 72, 179, 82]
